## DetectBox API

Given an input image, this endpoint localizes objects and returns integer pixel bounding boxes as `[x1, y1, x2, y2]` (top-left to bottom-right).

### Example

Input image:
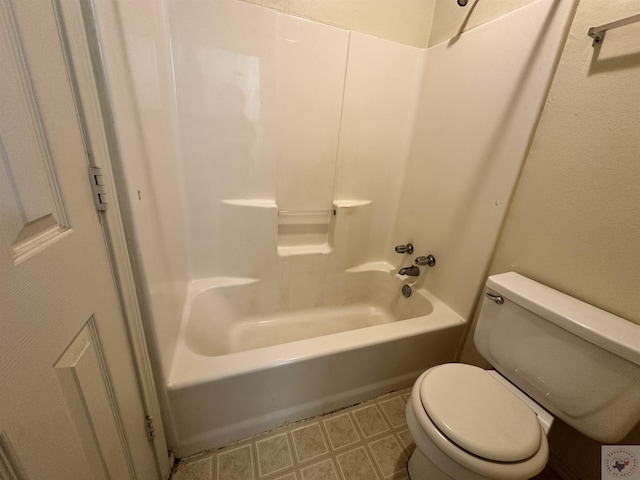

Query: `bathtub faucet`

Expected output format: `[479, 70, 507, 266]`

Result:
[398, 265, 420, 276]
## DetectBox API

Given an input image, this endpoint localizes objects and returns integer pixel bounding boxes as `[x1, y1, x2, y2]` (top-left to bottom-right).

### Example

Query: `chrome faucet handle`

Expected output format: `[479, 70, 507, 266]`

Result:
[395, 243, 414, 254]
[415, 255, 436, 267]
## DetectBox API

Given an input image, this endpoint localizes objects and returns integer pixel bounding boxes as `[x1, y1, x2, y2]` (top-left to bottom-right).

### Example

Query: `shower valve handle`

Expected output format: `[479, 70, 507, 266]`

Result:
[415, 255, 436, 267]
[395, 244, 414, 254]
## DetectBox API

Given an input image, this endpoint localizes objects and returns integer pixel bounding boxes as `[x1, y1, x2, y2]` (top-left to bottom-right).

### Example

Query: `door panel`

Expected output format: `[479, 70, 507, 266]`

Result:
[0, 1, 159, 478]
[54, 318, 133, 479]
[0, 0, 68, 262]
[0, 432, 28, 480]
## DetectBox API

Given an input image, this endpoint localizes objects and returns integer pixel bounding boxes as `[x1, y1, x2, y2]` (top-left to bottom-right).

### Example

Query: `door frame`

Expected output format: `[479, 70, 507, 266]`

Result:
[52, 0, 171, 477]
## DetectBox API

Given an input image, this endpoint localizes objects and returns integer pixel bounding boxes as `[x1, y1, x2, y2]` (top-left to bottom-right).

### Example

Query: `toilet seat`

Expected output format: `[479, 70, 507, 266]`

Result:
[419, 363, 541, 462]
[408, 366, 549, 480]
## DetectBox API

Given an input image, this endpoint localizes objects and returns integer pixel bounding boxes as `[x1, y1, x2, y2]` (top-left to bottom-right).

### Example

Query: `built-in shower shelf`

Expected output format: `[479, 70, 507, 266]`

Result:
[277, 206, 333, 255]
[333, 200, 372, 209]
[220, 198, 372, 258]
[276, 200, 372, 257]
[278, 209, 336, 218]
[277, 243, 332, 257]
[222, 199, 277, 208]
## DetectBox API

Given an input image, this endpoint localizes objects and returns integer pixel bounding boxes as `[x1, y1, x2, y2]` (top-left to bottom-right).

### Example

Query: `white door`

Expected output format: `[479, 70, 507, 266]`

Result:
[0, 1, 160, 478]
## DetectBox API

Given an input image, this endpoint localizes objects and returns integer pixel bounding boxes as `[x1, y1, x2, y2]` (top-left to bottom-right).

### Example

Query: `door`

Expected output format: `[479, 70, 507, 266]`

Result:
[0, 1, 160, 478]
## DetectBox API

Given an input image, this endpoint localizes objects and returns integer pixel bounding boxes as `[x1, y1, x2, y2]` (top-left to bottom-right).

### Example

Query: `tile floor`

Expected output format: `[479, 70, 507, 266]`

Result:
[170, 388, 561, 480]
[170, 388, 414, 480]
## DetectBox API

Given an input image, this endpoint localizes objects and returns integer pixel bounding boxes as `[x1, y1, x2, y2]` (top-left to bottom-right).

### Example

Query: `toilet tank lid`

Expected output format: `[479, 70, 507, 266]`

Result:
[487, 272, 640, 367]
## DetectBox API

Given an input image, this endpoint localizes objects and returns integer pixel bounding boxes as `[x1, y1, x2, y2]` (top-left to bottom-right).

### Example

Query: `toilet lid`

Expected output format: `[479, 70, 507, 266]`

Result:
[420, 364, 542, 462]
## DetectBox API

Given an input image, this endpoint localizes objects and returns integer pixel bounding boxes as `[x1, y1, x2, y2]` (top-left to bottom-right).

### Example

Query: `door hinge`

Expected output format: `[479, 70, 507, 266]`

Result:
[88, 166, 108, 211]
[145, 415, 156, 440]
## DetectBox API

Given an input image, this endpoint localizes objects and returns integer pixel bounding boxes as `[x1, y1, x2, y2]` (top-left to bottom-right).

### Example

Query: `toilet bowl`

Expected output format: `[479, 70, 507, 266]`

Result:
[405, 272, 640, 480]
[406, 365, 550, 480]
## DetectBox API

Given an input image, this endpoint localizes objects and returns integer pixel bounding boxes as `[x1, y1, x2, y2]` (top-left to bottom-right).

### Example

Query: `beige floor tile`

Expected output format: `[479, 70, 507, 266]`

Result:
[300, 458, 340, 480]
[395, 429, 414, 449]
[173, 456, 213, 480]
[352, 405, 390, 438]
[217, 444, 254, 480]
[376, 388, 410, 402]
[273, 473, 298, 480]
[291, 422, 329, 463]
[256, 432, 294, 477]
[378, 396, 407, 428]
[323, 413, 361, 450]
[172, 388, 419, 480]
[369, 435, 407, 478]
[336, 446, 379, 480]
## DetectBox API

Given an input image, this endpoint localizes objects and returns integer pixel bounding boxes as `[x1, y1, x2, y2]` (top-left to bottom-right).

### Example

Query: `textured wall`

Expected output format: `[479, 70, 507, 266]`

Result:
[428, 0, 537, 46]
[238, 0, 435, 47]
[486, 1, 640, 326]
[239, 0, 540, 48]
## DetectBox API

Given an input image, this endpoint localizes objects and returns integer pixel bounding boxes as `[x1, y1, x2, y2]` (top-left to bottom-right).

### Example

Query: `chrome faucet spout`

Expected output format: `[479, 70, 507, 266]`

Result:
[398, 265, 420, 276]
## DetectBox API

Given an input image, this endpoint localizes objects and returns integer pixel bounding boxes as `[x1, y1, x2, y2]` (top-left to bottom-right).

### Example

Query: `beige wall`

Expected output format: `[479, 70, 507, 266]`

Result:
[461, 1, 640, 478]
[239, 0, 436, 47]
[487, 1, 640, 325]
[239, 0, 539, 48]
[428, 0, 537, 46]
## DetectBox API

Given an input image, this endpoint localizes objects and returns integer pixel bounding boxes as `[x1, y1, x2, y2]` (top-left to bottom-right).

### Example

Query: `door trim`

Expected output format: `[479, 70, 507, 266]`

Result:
[52, 0, 171, 477]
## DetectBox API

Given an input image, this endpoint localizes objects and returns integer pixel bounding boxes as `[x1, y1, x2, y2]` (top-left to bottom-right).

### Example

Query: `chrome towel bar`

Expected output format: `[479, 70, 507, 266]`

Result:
[588, 13, 640, 46]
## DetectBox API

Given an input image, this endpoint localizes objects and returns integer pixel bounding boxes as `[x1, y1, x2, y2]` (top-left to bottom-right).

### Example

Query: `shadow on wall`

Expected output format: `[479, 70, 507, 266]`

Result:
[588, 29, 640, 75]
[446, 0, 480, 46]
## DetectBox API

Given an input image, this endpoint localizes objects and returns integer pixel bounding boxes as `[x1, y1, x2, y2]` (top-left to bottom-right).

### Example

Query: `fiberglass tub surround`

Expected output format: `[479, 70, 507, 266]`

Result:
[92, 0, 577, 457]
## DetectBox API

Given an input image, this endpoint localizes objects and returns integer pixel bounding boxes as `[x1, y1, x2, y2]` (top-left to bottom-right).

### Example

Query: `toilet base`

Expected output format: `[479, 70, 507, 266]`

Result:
[408, 448, 455, 480]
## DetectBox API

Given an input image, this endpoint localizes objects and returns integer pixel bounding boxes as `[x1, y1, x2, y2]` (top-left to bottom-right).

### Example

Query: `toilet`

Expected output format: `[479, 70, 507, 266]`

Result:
[406, 272, 640, 480]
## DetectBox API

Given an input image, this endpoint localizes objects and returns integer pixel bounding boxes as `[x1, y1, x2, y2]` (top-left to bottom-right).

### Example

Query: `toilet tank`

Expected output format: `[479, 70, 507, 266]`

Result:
[474, 272, 640, 443]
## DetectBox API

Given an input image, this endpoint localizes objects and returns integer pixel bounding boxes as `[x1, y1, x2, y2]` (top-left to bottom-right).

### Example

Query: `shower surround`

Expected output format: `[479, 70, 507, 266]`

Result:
[91, 0, 576, 455]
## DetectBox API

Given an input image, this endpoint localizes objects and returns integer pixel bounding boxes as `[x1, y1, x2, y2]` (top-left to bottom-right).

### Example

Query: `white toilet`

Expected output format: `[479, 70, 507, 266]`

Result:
[406, 272, 640, 480]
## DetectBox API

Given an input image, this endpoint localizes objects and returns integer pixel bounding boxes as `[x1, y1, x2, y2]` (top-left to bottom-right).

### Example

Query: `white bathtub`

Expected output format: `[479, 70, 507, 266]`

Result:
[166, 266, 465, 457]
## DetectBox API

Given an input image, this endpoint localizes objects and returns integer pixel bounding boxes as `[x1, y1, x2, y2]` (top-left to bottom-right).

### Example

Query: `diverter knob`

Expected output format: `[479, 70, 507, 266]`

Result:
[415, 255, 436, 267]
[395, 244, 414, 254]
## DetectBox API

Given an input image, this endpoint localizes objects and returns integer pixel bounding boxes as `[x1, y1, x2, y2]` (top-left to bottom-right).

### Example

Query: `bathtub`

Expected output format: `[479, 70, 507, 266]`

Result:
[166, 265, 465, 457]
